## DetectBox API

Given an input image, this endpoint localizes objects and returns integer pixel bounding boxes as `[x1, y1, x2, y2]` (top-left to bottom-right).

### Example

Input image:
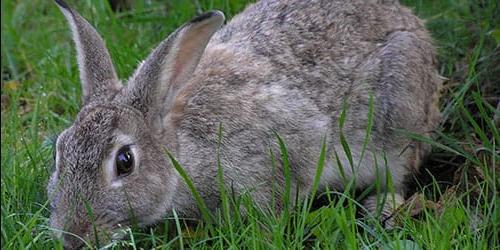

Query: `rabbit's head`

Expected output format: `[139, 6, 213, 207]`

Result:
[48, 0, 224, 248]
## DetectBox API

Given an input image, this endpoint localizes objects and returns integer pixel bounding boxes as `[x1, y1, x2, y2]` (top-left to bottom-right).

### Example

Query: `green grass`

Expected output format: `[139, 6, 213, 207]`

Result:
[1, 0, 498, 249]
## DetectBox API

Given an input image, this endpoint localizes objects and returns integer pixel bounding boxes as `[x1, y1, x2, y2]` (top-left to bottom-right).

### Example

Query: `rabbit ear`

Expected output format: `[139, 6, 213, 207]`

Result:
[120, 11, 224, 120]
[55, 0, 121, 104]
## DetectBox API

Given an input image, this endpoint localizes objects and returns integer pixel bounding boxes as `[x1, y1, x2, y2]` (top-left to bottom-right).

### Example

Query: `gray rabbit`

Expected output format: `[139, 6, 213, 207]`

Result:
[48, 0, 441, 248]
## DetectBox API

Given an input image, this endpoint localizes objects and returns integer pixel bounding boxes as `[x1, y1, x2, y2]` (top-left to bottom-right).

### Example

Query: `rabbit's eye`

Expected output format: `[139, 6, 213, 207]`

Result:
[116, 146, 134, 177]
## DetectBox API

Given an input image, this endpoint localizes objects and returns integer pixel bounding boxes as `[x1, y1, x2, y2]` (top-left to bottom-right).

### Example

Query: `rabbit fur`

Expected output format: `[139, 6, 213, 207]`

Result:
[48, 0, 441, 247]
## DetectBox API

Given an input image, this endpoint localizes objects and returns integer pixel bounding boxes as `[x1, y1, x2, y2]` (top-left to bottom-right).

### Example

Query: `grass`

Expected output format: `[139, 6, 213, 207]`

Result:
[1, 0, 498, 249]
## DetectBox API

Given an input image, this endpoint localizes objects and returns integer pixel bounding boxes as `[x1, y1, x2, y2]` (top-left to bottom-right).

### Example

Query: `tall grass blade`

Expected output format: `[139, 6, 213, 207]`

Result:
[165, 150, 214, 229]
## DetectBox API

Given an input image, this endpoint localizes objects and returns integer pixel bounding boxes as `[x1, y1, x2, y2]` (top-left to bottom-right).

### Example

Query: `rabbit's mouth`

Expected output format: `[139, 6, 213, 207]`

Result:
[54, 215, 131, 249]
[95, 226, 133, 248]
[91, 220, 132, 247]
[60, 226, 130, 249]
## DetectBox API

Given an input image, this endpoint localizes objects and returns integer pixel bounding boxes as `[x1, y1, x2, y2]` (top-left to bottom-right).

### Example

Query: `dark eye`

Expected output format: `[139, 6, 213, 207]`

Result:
[116, 146, 134, 177]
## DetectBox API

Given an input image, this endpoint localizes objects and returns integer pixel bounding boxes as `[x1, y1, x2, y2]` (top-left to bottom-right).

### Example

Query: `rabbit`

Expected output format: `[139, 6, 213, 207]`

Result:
[48, 0, 442, 248]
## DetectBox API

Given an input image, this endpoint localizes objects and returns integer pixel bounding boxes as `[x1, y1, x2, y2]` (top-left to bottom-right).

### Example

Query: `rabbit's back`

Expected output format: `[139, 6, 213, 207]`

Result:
[214, 0, 427, 63]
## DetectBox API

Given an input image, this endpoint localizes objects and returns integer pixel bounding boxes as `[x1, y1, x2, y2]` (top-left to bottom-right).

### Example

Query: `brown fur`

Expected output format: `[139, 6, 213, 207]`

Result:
[49, 0, 441, 247]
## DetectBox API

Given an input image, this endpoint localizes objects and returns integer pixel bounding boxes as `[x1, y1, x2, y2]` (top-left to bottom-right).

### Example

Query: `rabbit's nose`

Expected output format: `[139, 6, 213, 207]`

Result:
[49, 214, 89, 248]
[61, 220, 92, 249]
[62, 234, 86, 250]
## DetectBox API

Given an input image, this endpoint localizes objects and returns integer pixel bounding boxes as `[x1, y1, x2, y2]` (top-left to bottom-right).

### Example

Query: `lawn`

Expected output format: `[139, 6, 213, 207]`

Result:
[1, 0, 498, 249]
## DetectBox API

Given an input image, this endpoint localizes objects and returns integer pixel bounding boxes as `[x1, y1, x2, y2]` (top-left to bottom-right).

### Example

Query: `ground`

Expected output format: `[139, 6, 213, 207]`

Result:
[1, 0, 498, 249]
